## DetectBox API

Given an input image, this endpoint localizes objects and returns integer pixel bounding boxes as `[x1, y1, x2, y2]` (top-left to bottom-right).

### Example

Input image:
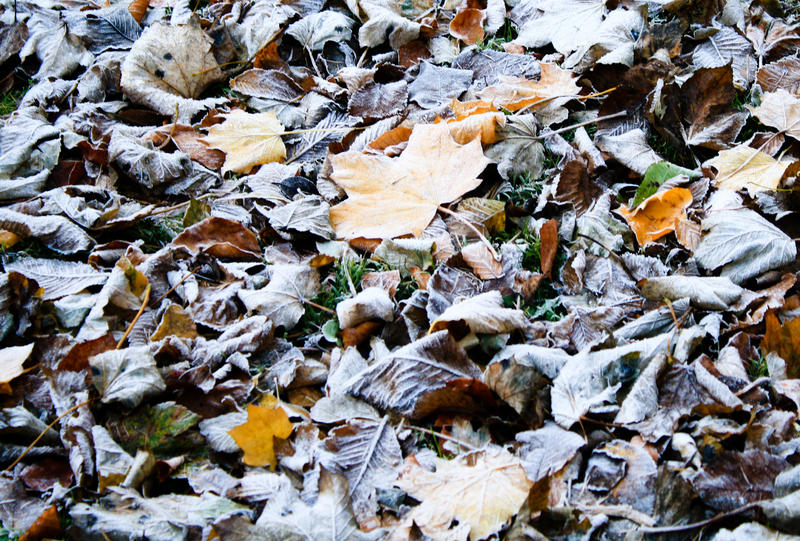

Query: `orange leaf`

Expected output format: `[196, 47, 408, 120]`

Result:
[20, 505, 62, 541]
[617, 187, 693, 246]
[763, 311, 800, 378]
[128, 0, 148, 23]
[539, 218, 558, 279]
[449, 8, 486, 45]
[228, 403, 294, 468]
[461, 242, 504, 279]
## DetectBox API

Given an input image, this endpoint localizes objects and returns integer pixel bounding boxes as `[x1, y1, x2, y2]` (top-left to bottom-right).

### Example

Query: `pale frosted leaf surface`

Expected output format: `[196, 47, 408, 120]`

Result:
[4, 258, 108, 301]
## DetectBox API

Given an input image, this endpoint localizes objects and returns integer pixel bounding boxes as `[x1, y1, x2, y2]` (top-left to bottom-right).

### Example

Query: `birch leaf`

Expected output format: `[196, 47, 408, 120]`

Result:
[329, 123, 489, 239]
[204, 110, 287, 174]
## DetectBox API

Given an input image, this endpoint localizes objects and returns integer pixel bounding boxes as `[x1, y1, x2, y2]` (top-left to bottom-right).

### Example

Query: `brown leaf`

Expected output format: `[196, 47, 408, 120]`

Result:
[59, 334, 116, 372]
[460, 242, 503, 279]
[758, 56, 800, 95]
[150, 305, 199, 341]
[449, 8, 486, 45]
[341, 320, 382, 348]
[762, 311, 800, 378]
[228, 401, 294, 469]
[618, 187, 693, 246]
[361, 270, 401, 297]
[554, 159, 603, 215]
[168, 124, 226, 170]
[330, 123, 489, 239]
[19, 504, 62, 541]
[20, 459, 73, 492]
[539, 218, 558, 279]
[172, 217, 261, 259]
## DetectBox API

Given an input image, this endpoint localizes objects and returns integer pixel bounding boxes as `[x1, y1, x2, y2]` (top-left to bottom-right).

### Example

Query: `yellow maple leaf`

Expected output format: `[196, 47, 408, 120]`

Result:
[203, 110, 286, 174]
[329, 123, 489, 239]
[618, 187, 693, 246]
[476, 62, 580, 112]
[705, 145, 795, 196]
[228, 403, 294, 468]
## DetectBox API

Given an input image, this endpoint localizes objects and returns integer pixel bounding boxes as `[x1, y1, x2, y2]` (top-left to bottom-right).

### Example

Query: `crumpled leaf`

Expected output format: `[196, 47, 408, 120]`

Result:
[563, 7, 645, 71]
[486, 114, 546, 180]
[0, 343, 34, 395]
[89, 346, 166, 408]
[238, 264, 320, 329]
[430, 290, 528, 335]
[705, 145, 795, 196]
[345, 330, 481, 417]
[286, 11, 354, 51]
[108, 131, 193, 189]
[266, 195, 335, 240]
[320, 416, 403, 529]
[336, 287, 394, 329]
[20, 10, 93, 80]
[395, 447, 532, 540]
[0, 208, 94, 254]
[407, 62, 473, 109]
[71, 488, 250, 541]
[3, 258, 108, 301]
[329, 122, 489, 239]
[228, 402, 294, 469]
[477, 63, 580, 112]
[639, 275, 744, 310]
[120, 22, 225, 120]
[618, 187, 692, 246]
[0, 108, 60, 184]
[573, 193, 631, 256]
[355, 0, 421, 49]
[695, 209, 797, 284]
[461, 242, 504, 280]
[203, 110, 287, 174]
[516, 423, 585, 483]
[681, 65, 748, 149]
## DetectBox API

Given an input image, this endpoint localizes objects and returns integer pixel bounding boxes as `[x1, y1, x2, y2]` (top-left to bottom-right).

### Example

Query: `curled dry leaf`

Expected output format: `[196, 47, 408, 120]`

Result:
[172, 217, 261, 259]
[449, 8, 486, 45]
[477, 63, 580, 112]
[228, 402, 294, 469]
[762, 312, 800, 378]
[618, 187, 692, 246]
[395, 448, 532, 540]
[329, 123, 489, 239]
[203, 110, 287, 174]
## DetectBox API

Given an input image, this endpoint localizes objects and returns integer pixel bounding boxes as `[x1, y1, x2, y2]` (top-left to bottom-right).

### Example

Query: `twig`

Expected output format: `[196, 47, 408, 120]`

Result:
[533, 111, 628, 140]
[639, 502, 758, 534]
[437, 205, 500, 261]
[116, 284, 152, 350]
[152, 267, 200, 305]
[4, 398, 94, 472]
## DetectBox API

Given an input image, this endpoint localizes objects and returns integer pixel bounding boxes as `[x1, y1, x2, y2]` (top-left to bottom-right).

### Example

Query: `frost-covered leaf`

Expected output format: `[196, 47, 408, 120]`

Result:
[0, 208, 94, 254]
[89, 346, 166, 408]
[595, 128, 661, 175]
[345, 330, 481, 417]
[695, 209, 797, 284]
[573, 193, 630, 256]
[228, 403, 294, 468]
[286, 11, 354, 51]
[238, 264, 320, 329]
[203, 110, 287, 174]
[407, 61, 473, 109]
[516, 423, 584, 483]
[266, 195, 335, 240]
[511, 0, 606, 55]
[108, 131, 193, 189]
[705, 145, 795, 196]
[0, 108, 60, 182]
[748, 89, 800, 142]
[0, 343, 34, 394]
[395, 447, 532, 540]
[639, 275, 744, 310]
[692, 26, 756, 89]
[120, 22, 225, 120]
[320, 416, 402, 528]
[4, 258, 107, 301]
[356, 0, 421, 49]
[430, 290, 528, 335]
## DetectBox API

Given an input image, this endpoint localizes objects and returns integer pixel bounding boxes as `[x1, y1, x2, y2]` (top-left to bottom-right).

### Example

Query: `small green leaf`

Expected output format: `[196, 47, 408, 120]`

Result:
[630, 161, 700, 208]
[182, 198, 211, 228]
[322, 318, 340, 344]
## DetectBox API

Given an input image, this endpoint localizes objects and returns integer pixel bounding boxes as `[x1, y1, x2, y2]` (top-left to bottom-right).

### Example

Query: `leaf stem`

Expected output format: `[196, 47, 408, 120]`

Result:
[116, 283, 152, 350]
[437, 205, 500, 261]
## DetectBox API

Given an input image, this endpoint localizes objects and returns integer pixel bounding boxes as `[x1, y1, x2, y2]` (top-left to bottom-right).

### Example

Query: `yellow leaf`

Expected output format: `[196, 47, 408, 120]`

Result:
[149, 305, 199, 341]
[203, 110, 286, 174]
[396, 448, 532, 540]
[763, 311, 800, 378]
[705, 145, 794, 196]
[618, 187, 693, 246]
[0, 343, 34, 394]
[477, 63, 580, 112]
[228, 403, 294, 468]
[329, 123, 489, 239]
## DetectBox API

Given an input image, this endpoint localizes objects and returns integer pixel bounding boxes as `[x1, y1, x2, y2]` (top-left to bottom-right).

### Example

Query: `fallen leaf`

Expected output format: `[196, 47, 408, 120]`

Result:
[460, 242, 504, 279]
[449, 8, 486, 45]
[329, 123, 489, 239]
[396, 448, 532, 540]
[639, 275, 744, 310]
[705, 145, 795, 196]
[90, 346, 166, 408]
[228, 403, 294, 468]
[430, 290, 528, 335]
[150, 304, 199, 341]
[203, 110, 287, 174]
[618, 187, 693, 246]
[757, 56, 800, 95]
[0, 343, 34, 394]
[691, 450, 789, 510]
[692, 26, 756, 90]
[407, 61, 474, 109]
[539, 218, 559, 279]
[763, 312, 800, 378]
[748, 89, 800, 141]
[127, 0, 148, 24]
[172, 217, 261, 259]
[3, 258, 108, 301]
[19, 504, 62, 541]
[630, 161, 699, 208]
[511, 0, 606, 55]
[477, 63, 580, 112]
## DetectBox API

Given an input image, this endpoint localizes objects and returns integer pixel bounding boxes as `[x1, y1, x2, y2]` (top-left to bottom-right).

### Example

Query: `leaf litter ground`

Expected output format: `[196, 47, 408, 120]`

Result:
[2, 0, 800, 540]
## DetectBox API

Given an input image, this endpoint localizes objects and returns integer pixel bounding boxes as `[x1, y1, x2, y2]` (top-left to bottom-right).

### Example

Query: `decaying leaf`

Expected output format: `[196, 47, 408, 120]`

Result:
[395, 448, 532, 540]
[329, 123, 489, 239]
[228, 402, 294, 469]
